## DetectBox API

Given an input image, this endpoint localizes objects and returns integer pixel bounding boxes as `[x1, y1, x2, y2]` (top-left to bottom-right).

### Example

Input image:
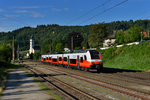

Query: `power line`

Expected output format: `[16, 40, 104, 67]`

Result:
[68, 0, 112, 24]
[79, 0, 128, 24]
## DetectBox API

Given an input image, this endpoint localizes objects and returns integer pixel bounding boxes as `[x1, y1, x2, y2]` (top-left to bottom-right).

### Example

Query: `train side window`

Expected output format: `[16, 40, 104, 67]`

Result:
[84, 55, 87, 60]
[46, 57, 48, 60]
[64, 57, 67, 61]
[52, 58, 57, 62]
[80, 57, 83, 63]
[59, 57, 62, 61]
[49, 57, 51, 60]
[70, 59, 76, 64]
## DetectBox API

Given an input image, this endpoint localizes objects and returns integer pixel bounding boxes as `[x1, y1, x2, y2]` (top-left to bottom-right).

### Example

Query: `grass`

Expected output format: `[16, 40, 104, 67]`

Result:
[100, 42, 150, 71]
[0, 67, 7, 95]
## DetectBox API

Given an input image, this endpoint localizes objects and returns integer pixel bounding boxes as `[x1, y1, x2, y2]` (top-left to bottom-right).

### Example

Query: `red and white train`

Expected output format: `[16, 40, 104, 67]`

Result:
[41, 50, 103, 72]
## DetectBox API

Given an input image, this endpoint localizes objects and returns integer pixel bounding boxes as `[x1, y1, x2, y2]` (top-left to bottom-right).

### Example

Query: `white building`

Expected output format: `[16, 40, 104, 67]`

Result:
[103, 39, 116, 47]
[103, 31, 116, 47]
[64, 48, 70, 52]
[29, 38, 35, 54]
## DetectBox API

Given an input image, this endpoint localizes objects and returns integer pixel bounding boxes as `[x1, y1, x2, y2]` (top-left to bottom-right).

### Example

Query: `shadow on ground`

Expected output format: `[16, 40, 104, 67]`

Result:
[90, 67, 141, 73]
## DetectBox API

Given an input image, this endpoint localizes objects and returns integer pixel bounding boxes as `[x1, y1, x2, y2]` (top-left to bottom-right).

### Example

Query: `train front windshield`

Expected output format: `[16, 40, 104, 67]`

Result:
[89, 50, 100, 59]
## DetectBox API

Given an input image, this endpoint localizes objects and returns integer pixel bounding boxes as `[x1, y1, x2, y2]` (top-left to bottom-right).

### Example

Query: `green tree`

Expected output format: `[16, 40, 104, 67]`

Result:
[116, 30, 124, 44]
[41, 38, 51, 54]
[124, 32, 132, 43]
[33, 51, 41, 60]
[67, 32, 83, 51]
[89, 23, 107, 46]
[127, 25, 142, 42]
[55, 43, 64, 53]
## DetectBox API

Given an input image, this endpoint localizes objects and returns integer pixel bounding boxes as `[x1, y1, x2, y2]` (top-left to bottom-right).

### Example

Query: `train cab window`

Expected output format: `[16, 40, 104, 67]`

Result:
[59, 57, 62, 61]
[63, 57, 67, 61]
[89, 50, 100, 59]
[84, 55, 87, 60]
[80, 57, 83, 63]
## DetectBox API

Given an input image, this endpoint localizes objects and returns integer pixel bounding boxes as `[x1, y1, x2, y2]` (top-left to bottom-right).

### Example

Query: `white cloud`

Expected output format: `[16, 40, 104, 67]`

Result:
[30, 12, 44, 18]
[12, 6, 41, 9]
[14, 10, 44, 18]
[12, 5, 52, 9]
[52, 8, 62, 12]
[15, 10, 29, 13]
[0, 9, 5, 12]
[2, 14, 20, 19]
[64, 8, 69, 11]
[52, 7, 69, 12]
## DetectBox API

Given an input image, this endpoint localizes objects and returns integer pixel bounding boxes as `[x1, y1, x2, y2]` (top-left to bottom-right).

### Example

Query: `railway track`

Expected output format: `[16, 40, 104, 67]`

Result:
[103, 73, 150, 87]
[23, 61, 150, 100]
[39, 65, 150, 100]
[24, 65, 100, 100]
[115, 72, 150, 81]
[33, 61, 150, 87]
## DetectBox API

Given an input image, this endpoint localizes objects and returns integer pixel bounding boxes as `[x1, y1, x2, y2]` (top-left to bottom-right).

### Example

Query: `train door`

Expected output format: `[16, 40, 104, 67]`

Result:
[57, 56, 58, 65]
[68, 56, 69, 67]
[77, 55, 79, 69]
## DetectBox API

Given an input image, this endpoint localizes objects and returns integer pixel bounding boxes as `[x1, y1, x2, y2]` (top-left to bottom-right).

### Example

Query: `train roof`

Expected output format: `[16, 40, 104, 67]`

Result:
[41, 49, 98, 56]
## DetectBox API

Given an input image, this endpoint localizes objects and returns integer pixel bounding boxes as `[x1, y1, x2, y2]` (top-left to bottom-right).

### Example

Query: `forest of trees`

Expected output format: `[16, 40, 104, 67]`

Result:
[0, 19, 150, 59]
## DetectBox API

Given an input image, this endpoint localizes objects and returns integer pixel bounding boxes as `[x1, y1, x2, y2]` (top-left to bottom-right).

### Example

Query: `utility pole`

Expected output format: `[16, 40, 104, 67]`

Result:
[148, 30, 149, 38]
[17, 44, 20, 60]
[12, 36, 15, 63]
[141, 32, 143, 41]
[71, 36, 73, 52]
[49, 38, 52, 54]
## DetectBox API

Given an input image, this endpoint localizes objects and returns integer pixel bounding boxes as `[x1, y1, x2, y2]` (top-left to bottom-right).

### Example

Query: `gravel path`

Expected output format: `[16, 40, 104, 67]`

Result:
[0, 69, 53, 100]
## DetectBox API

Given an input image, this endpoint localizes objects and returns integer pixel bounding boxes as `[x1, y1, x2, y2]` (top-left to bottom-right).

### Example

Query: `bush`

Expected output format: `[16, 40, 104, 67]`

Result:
[0, 44, 11, 63]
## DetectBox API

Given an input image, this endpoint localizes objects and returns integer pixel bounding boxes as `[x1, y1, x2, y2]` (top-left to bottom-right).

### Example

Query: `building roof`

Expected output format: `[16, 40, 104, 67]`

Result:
[106, 31, 116, 39]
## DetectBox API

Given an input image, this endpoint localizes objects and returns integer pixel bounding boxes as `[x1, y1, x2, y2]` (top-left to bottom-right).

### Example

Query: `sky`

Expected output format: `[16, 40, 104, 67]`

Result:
[0, 0, 150, 32]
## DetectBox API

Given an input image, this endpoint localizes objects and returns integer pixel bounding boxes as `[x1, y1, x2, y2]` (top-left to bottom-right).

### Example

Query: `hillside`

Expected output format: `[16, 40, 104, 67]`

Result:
[0, 19, 150, 53]
[0, 25, 90, 51]
[101, 42, 150, 71]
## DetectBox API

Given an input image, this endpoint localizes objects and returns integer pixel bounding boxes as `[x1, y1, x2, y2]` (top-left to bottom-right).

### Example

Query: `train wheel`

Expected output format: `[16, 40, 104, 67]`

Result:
[97, 65, 103, 73]
[84, 67, 89, 72]
[97, 68, 101, 73]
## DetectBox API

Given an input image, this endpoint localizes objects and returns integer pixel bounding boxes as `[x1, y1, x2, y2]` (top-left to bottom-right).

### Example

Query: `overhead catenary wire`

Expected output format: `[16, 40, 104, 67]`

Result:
[68, 0, 112, 24]
[79, 0, 128, 24]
